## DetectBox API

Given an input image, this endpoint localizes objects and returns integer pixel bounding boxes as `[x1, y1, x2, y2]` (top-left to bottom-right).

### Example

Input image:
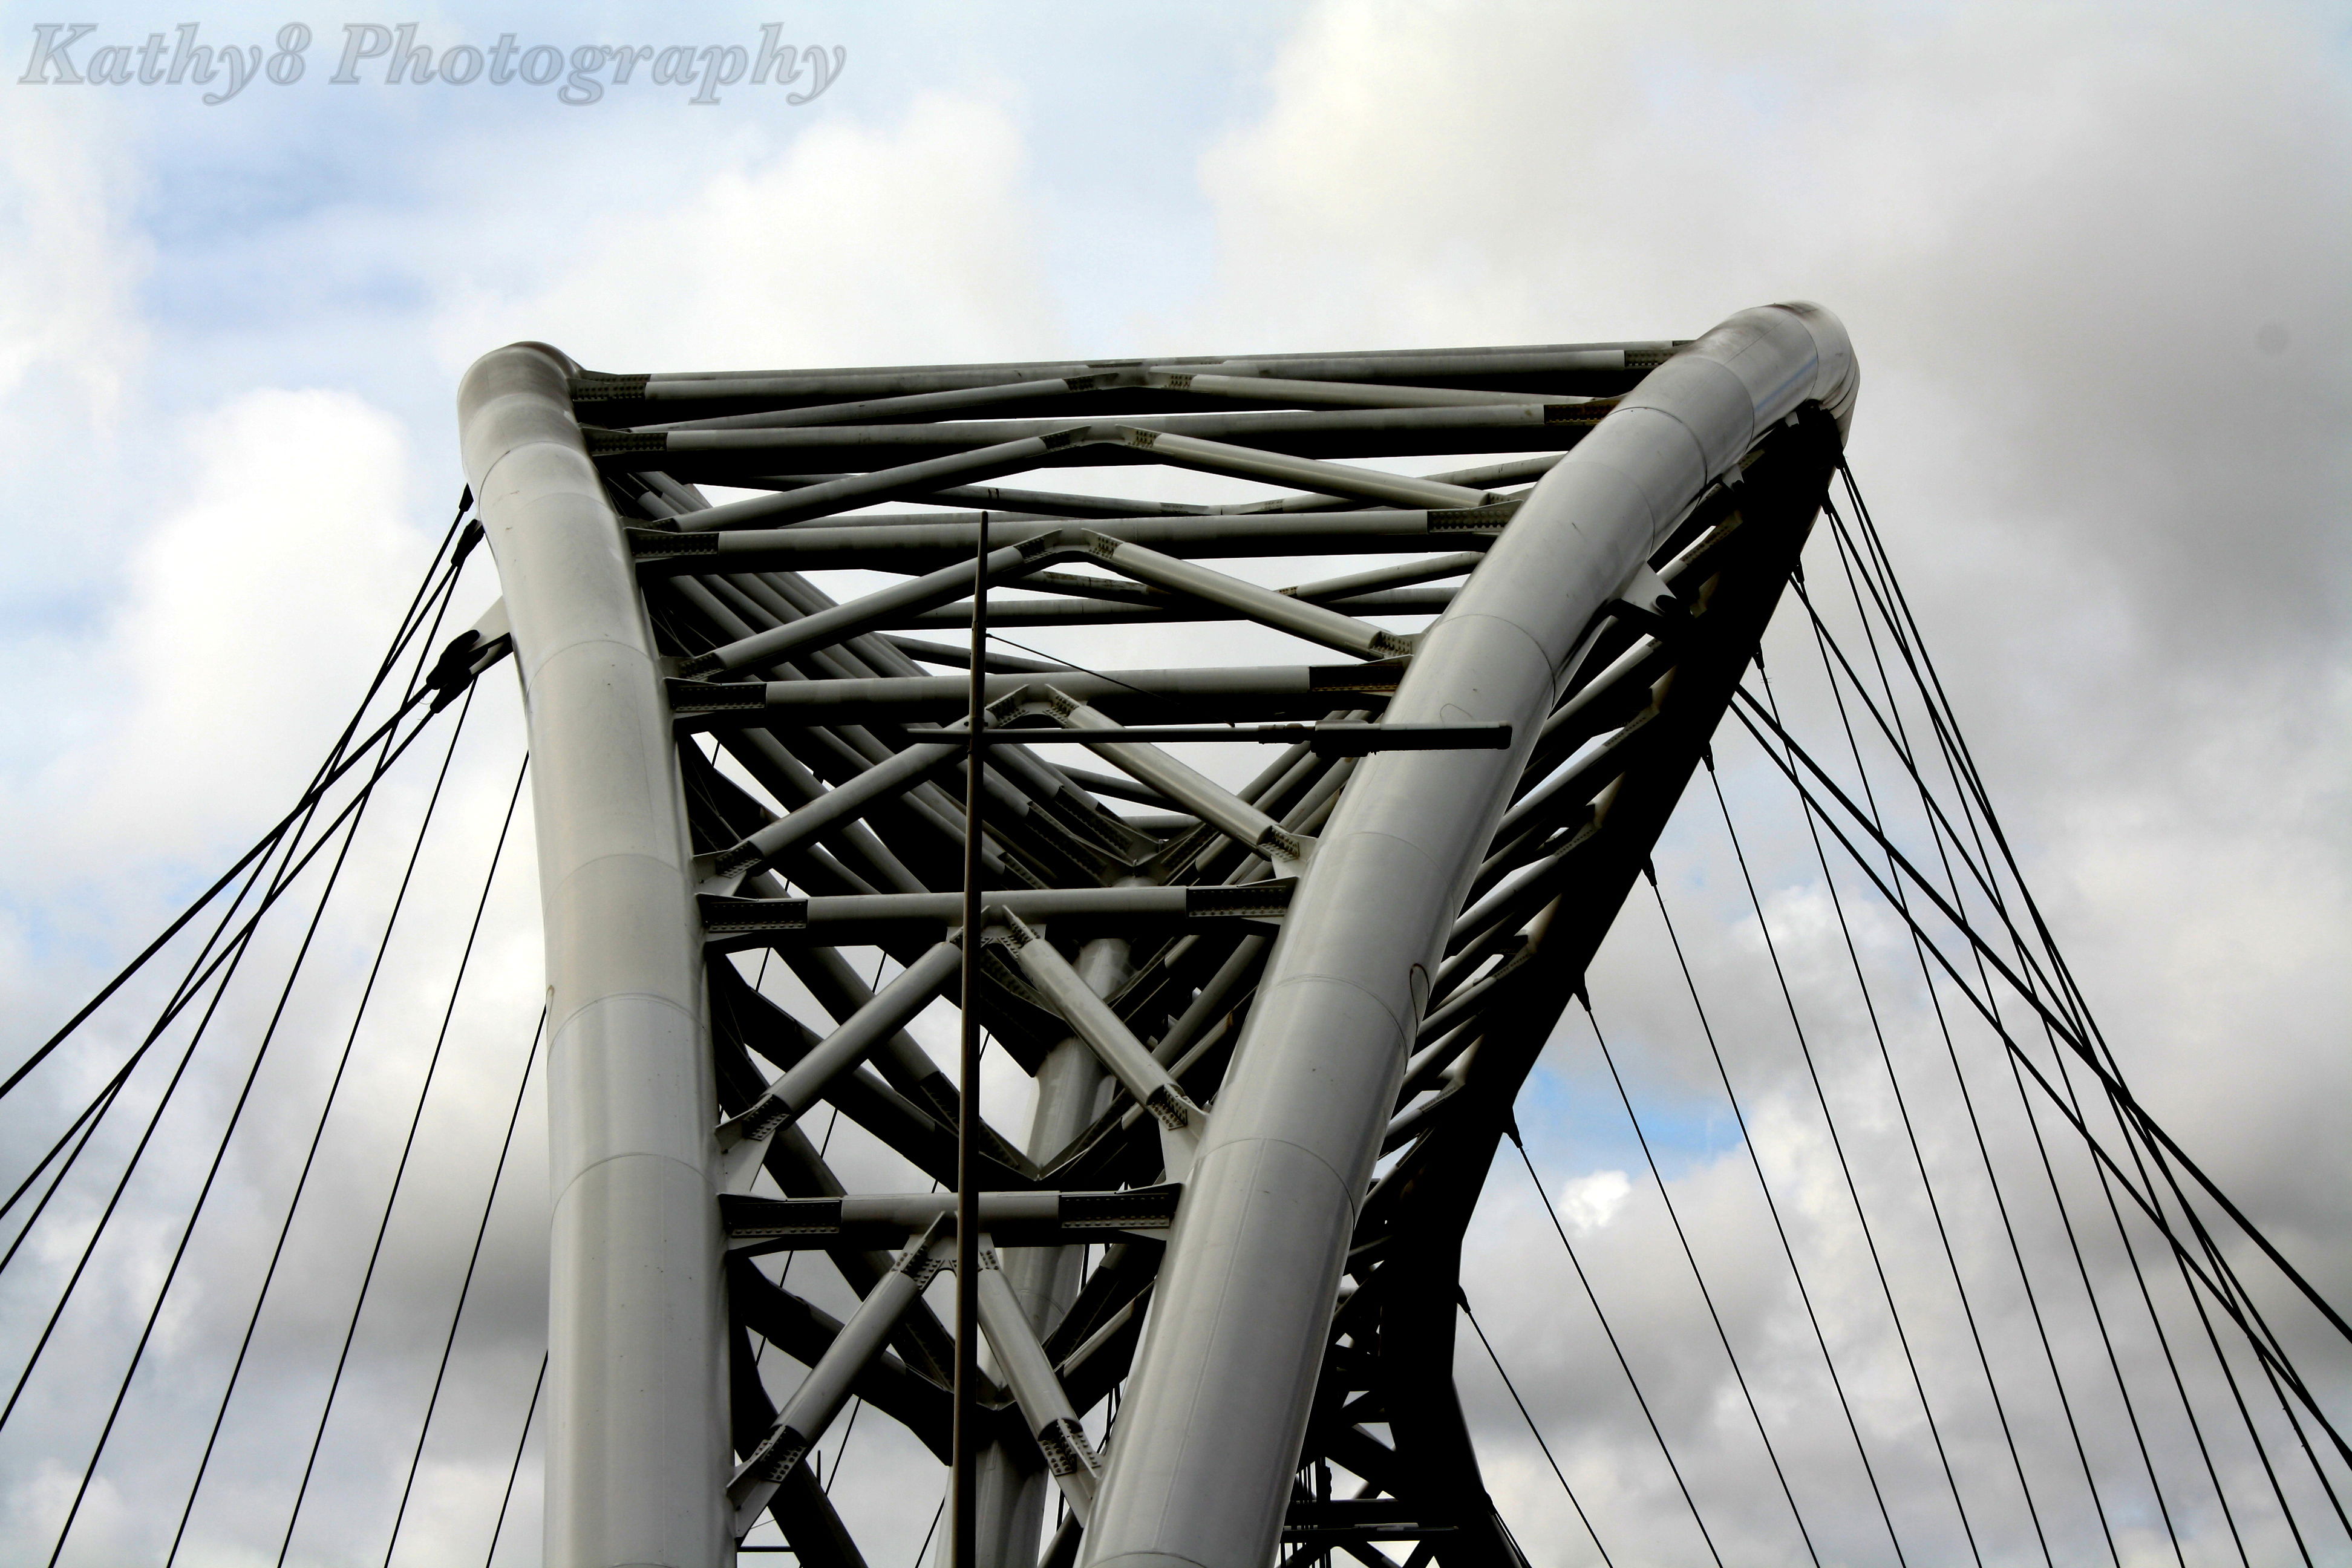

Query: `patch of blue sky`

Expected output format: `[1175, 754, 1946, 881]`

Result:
[85, 0, 1308, 419]
[142, 240, 433, 361]
[0, 887, 154, 984]
[963, 4, 1298, 350]
[1517, 1034, 1746, 1186]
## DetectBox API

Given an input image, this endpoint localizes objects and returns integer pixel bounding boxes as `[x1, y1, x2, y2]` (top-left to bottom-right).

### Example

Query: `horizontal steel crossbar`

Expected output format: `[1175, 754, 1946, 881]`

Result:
[965, 722, 1510, 755]
[626, 508, 1515, 573]
[665, 663, 1408, 728]
[721, 1185, 1182, 1252]
[697, 883, 1297, 950]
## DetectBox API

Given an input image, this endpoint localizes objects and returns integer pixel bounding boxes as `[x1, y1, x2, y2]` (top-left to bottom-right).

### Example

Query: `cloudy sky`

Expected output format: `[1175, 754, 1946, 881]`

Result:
[2, 2, 2347, 1565]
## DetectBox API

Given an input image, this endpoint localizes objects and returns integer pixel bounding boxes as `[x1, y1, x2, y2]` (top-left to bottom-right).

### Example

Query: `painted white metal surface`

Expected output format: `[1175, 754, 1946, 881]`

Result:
[1077, 303, 1855, 1568]
[459, 342, 730, 1568]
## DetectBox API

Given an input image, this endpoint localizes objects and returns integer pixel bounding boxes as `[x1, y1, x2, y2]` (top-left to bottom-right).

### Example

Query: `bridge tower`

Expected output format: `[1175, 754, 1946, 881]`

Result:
[459, 305, 1857, 1567]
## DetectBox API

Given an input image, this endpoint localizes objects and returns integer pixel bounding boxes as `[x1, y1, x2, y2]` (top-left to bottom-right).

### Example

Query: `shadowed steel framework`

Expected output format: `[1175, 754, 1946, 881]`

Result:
[457, 305, 1859, 1568]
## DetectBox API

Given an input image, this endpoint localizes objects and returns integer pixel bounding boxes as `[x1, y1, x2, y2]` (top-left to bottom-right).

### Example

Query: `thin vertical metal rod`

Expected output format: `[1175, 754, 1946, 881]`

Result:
[953, 510, 990, 1568]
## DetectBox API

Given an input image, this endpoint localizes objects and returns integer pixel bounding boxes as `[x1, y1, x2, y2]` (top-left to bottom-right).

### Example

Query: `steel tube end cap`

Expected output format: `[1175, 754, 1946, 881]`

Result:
[1770, 300, 1858, 439]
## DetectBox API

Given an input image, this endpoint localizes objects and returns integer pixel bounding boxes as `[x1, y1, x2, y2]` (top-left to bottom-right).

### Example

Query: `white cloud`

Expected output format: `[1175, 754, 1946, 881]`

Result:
[19, 387, 425, 882]
[0, 94, 148, 420]
[430, 91, 1062, 375]
[1559, 1168, 1633, 1234]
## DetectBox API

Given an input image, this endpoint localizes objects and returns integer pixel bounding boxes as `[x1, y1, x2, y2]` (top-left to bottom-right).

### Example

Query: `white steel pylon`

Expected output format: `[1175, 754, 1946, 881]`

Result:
[457, 305, 1858, 1568]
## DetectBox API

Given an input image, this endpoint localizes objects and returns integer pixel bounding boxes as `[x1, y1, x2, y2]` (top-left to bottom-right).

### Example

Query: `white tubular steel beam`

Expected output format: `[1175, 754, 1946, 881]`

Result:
[715, 938, 965, 1192]
[974, 1239, 1106, 1521]
[730, 1220, 955, 1535]
[459, 344, 730, 1567]
[682, 533, 1071, 675]
[967, 925, 1135, 1568]
[1039, 692, 1308, 869]
[714, 727, 967, 880]
[990, 913, 1206, 1178]
[1138, 368, 1573, 411]
[1077, 532, 1415, 660]
[1104, 426, 1493, 511]
[1079, 303, 1857, 1568]
[991, 917, 1195, 1125]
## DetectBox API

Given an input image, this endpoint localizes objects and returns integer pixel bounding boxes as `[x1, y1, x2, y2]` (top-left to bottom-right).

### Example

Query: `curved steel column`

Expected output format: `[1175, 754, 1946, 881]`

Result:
[1079, 304, 1857, 1568]
[460, 344, 730, 1568]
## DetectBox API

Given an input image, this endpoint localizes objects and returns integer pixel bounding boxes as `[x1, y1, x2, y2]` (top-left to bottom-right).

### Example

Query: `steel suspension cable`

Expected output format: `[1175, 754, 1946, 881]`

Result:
[1833, 509, 2351, 1540]
[1749, 641, 2265, 1560]
[1834, 471, 2194, 1148]
[0, 679, 452, 1438]
[1, 862, 265, 1233]
[0, 691, 397, 1232]
[1765, 583, 2079, 1092]
[1751, 730, 2352, 1485]
[0, 685, 459, 1236]
[0, 691, 430, 1233]
[823, 1395, 864, 1495]
[0, 530, 470, 1237]
[1799, 515, 2337, 1534]
[36, 688, 479, 1568]
[2079, 939, 2336, 1550]
[1575, 996, 1824, 1567]
[1459, 1292, 1614, 1567]
[776, 1028, 916, 1507]
[1645, 874, 1914, 1565]
[1731, 683, 2299, 1341]
[750, 1102, 843, 1380]
[1999, 1018, 2195, 1563]
[1823, 506, 2198, 1555]
[160, 682, 483, 1567]
[1802, 540, 2243, 1563]
[1797, 505, 2089, 1024]
[1724, 697, 2352, 1466]
[1814, 499, 2091, 1081]
[1788, 498, 2329, 1557]
[2058, 1036, 2266, 1557]
[1835, 471, 2344, 1540]
[274, 751, 531, 1567]
[1729, 690, 2352, 1358]
[0, 554, 474, 1235]
[912, 1493, 947, 1568]
[1751, 655, 2062, 1568]
[1703, 760, 1990, 1564]
[0, 1093, 112, 1275]
[1510, 1132, 1727, 1568]
[2163, 1149, 2352, 1539]
[485, 1353, 548, 1567]
[384, 1004, 546, 1565]
[2160, 1193, 2321, 1561]
[1812, 504, 2195, 1564]
[2027, 1042, 2209, 1550]
[0, 506, 474, 1105]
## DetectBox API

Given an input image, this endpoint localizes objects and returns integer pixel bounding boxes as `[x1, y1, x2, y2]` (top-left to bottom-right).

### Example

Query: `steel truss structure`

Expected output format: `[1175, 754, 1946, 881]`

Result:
[456, 303, 1858, 1568]
[18, 295, 2352, 1568]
